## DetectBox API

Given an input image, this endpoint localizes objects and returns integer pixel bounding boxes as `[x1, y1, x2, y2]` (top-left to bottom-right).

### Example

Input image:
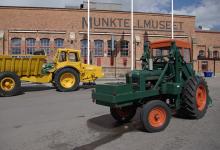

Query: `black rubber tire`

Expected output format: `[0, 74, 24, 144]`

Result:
[0, 72, 21, 97]
[82, 82, 96, 89]
[54, 68, 80, 92]
[51, 82, 56, 87]
[179, 76, 208, 119]
[110, 106, 137, 123]
[141, 100, 171, 133]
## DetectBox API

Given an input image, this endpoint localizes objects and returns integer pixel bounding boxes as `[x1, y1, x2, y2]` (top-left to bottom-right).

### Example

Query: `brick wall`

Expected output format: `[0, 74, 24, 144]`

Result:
[194, 31, 220, 73]
[0, 6, 219, 76]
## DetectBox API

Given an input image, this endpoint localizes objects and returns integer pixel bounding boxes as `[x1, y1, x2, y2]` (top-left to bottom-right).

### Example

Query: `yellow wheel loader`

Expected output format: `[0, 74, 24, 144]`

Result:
[0, 48, 104, 97]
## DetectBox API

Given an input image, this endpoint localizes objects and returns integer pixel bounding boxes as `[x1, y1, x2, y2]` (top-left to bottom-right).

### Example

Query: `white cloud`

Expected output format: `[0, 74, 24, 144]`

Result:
[0, 0, 219, 29]
[174, 0, 220, 28]
[0, 0, 171, 12]
[133, 0, 170, 13]
[91, 0, 171, 13]
[0, 0, 83, 8]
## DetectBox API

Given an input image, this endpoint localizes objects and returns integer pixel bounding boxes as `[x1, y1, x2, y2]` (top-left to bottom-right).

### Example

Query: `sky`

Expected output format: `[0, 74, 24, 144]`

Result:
[0, 0, 219, 31]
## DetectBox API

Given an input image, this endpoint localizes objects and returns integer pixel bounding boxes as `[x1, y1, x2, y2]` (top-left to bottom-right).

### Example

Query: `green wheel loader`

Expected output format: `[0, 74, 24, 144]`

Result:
[92, 39, 212, 133]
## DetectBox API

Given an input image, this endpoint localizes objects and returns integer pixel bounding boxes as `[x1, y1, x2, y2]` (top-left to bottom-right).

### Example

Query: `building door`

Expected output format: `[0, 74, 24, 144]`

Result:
[201, 61, 208, 71]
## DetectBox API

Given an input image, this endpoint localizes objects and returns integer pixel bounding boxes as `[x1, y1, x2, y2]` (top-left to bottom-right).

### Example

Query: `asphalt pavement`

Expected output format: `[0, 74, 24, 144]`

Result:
[0, 77, 220, 150]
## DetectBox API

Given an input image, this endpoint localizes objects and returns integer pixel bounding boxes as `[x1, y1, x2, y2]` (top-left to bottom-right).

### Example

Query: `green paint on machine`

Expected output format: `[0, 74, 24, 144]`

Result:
[92, 37, 212, 133]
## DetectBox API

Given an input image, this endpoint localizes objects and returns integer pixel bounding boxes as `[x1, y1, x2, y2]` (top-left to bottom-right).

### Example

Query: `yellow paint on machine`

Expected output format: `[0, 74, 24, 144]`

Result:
[0, 48, 104, 84]
[0, 55, 46, 77]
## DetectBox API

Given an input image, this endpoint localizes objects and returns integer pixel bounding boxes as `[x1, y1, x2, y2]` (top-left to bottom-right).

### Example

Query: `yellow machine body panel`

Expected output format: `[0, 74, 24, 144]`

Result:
[0, 55, 46, 77]
[0, 49, 104, 96]
[53, 48, 104, 82]
[0, 49, 104, 84]
[80, 63, 104, 82]
[20, 74, 52, 83]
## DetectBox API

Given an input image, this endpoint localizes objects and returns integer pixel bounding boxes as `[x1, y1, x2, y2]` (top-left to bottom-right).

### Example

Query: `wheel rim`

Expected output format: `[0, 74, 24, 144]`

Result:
[148, 107, 167, 128]
[0, 77, 15, 91]
[196, 85, 207, 111]
[60, 73, 75, 89]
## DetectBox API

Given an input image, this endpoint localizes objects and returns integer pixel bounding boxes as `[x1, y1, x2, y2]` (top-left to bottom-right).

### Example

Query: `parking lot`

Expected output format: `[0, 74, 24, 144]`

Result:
[0, 77, 220, 150]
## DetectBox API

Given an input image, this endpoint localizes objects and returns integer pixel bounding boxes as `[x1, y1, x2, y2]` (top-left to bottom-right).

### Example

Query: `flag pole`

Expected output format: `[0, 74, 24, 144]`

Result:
[131, 0, 134, 70]
[87, 0, 90, 64]
[171, 0, 174, 39]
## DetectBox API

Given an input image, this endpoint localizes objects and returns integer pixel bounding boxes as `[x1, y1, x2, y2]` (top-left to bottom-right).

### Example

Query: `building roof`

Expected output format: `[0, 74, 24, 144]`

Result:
[195, 30, 220, 34]
[150, 39, 191, 49]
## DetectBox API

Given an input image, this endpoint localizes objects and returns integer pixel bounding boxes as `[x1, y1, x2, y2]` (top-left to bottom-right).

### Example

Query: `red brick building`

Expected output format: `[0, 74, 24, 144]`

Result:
[0, 6, 220, 77]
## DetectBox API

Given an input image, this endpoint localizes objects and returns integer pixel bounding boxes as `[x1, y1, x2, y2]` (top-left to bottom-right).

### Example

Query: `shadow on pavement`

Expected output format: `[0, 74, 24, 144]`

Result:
[73, 112, 143, 150]
[22, 84, 55, 92]
[173, 113, 197, 120]
[22, 83, 96, 93]
[0, 84, 55, 97]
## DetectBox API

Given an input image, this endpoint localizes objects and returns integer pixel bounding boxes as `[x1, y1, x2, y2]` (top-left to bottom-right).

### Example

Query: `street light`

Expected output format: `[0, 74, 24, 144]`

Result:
[171, 0, 174, 39]
[87, 0, 90, 64]
[131, 0, 134, 70]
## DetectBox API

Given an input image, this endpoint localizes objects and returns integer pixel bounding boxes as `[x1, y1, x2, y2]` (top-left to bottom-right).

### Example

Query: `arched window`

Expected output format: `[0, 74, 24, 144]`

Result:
[55, 38, 64, 49]
[107, 40, 116, 56]
[120, 40, 129, 57]
[26, 38, 36, 54]
[94, 40, 104, 56]
[80, 39, 88, 57]
[11, 38, 21, 54]
[213, 51, 219, 58]
[40, 38, 50, 55]
[198, 50, 205, 58]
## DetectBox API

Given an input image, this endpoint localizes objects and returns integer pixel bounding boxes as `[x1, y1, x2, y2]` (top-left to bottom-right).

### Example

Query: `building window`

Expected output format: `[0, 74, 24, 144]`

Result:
[11, 38, 21, 54]
[198, 50, 205, 58]
[26, 38, 36, 54]
[94, 40, 104, 56]
[80, 39, 88, 57]
[120, 40, 129, 57]
[40, 38, 50, 55]
[55, 38, 64, 49]
[213, 51, 219, 59]
[107, 40, 116, 56]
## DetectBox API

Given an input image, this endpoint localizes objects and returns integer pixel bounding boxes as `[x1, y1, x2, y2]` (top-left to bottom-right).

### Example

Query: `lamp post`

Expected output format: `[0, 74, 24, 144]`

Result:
[87, 0, 90, 64]
[131, 0, 134, 70]
[171, 0, 174, 39]
[134, 36, 137, 69]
